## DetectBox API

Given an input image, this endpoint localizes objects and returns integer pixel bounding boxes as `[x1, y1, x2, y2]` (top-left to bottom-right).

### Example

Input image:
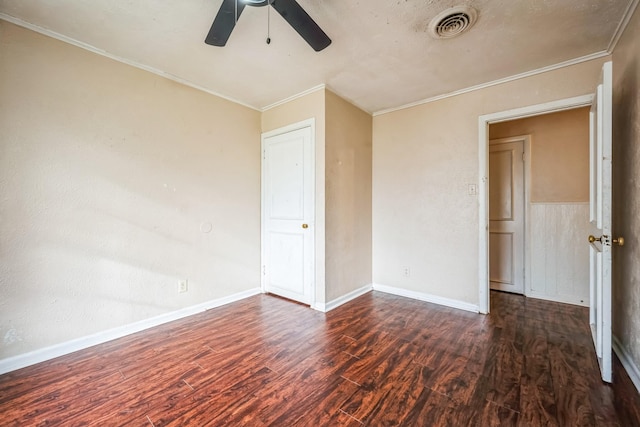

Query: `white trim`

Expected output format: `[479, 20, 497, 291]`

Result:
[261, 117, 316, 139]
[4, 9, 624, 118]
[613, 335, 640, 394]
[478, 94, 594, 314]
[313, 285, 373, 312]
[262, 85, 326, 112]
[373, 53, 607, 117]
[1, 13, 614, 119]
[607, 0, 640, 53]
[480, 94, 594, 124]
[261, 118, 317, 308]
[323, 87, 372, 115]
[530, 201, 590, 205]
[0, 14, 261, 112]
[372, 284, 479, 313]
[526, 292, 589, 308]
[0, 287, 262, 375]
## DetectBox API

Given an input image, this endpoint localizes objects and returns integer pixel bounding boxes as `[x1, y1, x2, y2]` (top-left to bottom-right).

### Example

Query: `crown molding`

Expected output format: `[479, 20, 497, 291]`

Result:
[0, 14, 262, 112]
[607, 0, 640, 53]
[373, 51, 609, 117]
[375, 0, 639, 119]
[261, 84, 326, 111]
[3, 2, 635, 119]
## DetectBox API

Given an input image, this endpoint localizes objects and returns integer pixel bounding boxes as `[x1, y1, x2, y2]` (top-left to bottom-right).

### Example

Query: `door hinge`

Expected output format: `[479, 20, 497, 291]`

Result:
[262, 265, 266, 275]
[522, 152, 525, 162]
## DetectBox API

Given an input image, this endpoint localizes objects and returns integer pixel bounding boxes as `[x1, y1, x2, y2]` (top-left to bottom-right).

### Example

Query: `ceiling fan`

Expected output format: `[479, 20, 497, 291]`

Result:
[205, 0, 332, 52]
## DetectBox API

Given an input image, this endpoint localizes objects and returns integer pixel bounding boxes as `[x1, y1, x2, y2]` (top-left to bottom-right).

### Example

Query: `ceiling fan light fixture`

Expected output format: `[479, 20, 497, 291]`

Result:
[428, 6, 478, 39]
[206, 0, 331, 51]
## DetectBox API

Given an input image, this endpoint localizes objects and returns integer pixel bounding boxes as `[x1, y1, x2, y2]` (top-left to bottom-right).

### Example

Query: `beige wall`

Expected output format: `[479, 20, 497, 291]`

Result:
[612, 4, 640, 373]
[262, 89, 373, 304]
[261, 89, 325, 134]
[373, 58, 607, 305]
[0, 22, 262, 358]
[490, 107, 590, 203]
[325, 90, 372, 301]
[261, 89, 327, 304]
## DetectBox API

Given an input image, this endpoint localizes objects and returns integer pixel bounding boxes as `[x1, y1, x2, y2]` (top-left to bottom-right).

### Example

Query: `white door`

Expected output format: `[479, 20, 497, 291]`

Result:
[489, 138, 525, 294]
[262, 125, 314, 305]
[588, 61, 619, 383]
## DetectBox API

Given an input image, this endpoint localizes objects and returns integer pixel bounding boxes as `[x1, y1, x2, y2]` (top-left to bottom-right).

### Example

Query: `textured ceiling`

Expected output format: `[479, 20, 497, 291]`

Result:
[0, 0, 635, 113]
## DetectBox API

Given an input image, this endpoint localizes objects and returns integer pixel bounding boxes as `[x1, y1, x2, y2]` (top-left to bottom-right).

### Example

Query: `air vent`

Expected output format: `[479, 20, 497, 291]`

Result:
[428, 6, 478, 39]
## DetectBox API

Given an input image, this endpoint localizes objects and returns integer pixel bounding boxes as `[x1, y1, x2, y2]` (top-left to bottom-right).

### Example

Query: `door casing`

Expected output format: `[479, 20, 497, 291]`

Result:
[478, 95, 593, 314]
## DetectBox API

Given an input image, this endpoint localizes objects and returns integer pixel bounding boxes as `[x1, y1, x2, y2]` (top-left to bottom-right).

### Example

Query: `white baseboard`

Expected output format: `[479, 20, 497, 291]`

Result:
[613, 335, 640, 394]
[0, 287, 262, 375]
[525, 291, 589, 308]
[372, 284, 479, 313]
[313, 284, 373, 313]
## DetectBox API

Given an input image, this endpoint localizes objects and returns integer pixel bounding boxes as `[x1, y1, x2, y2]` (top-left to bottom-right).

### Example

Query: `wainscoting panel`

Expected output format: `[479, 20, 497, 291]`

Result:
[528, 203, 590, 306]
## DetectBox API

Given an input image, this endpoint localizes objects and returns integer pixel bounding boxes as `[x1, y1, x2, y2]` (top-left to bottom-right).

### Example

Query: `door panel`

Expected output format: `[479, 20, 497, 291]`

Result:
[489, 139, 525, 294]
[489, 150, 515, 221]
[589, 61, 613, 383]
[262, 126, 314, 305]
[489, 232, 514, 284]
[268, 140, 305, 219]
[267, 231, 304, 297]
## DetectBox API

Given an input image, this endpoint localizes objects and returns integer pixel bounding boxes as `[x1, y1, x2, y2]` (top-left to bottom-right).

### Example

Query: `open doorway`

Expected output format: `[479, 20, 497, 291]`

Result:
[488, 107, 591, 304]
[478, 95, 593, 314]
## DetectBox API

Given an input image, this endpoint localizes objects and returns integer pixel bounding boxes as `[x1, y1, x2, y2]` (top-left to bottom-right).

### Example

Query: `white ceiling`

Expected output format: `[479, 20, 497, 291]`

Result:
[0, 0, 635, 113]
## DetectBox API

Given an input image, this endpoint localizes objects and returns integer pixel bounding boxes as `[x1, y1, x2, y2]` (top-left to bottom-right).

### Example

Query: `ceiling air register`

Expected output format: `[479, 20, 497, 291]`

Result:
[428, 6, 478, 39]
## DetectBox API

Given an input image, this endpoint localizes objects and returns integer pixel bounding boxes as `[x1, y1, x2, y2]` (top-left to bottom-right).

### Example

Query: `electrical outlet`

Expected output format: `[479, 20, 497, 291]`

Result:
[178, 280, 188, 293]
[402, 266, 411, 277]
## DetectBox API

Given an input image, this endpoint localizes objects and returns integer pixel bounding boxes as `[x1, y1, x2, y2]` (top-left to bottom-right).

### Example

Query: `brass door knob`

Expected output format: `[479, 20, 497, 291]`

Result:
[588, 235, 601, 243]
[302, 223, 309, 229]
[613, 236, 625, 246]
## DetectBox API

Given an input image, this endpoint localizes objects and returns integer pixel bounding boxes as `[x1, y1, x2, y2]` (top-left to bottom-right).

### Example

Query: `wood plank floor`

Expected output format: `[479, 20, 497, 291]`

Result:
[1, 291, 639, 426]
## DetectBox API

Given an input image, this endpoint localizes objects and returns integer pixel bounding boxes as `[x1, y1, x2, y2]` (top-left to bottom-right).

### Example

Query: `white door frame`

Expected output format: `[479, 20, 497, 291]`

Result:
[478, 95, 593, 314]
[261, 118, 316, 308]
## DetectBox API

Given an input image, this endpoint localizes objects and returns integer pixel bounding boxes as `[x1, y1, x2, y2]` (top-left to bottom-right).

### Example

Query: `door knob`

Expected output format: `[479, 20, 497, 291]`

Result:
[613, 236, 625, 246]
[589, 235, 625, 246]
[588, 235, 601, 243]
[302, 223, 309, 229]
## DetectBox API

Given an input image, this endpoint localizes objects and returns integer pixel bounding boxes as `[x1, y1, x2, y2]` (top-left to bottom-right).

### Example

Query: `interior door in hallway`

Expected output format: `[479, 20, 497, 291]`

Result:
[489, 138, 525, 294]
[262, 125, 314, 305]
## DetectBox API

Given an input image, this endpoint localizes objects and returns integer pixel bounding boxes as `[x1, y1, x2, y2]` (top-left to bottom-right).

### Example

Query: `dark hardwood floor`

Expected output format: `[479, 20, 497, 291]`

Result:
[1, 291, 639, 426]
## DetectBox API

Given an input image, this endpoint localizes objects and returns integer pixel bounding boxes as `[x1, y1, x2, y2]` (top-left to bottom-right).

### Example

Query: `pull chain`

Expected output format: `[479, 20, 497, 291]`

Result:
[266, 0, 271, 44]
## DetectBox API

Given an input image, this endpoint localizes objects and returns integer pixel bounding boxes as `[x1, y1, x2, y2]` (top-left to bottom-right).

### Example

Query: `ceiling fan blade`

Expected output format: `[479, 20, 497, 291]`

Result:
[205, 0, 247, 46]
[270, 0, 331, 51]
